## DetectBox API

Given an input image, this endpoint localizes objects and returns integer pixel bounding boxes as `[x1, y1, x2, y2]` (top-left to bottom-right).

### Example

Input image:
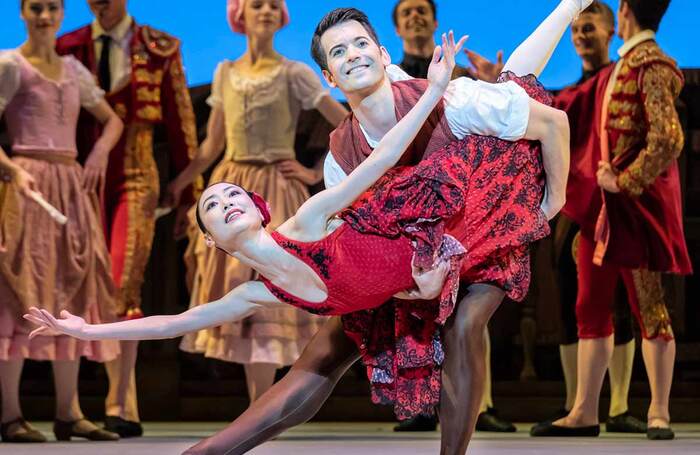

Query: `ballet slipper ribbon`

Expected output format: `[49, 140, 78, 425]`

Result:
[26, 190, 68, 225]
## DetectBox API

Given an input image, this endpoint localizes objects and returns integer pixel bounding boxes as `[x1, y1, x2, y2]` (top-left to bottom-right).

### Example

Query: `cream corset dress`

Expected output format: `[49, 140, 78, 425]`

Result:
[180, 58, 328, 366]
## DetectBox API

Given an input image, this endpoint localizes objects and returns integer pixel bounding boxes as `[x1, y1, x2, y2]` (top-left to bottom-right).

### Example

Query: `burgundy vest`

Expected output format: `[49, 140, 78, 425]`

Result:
[329, 79, 456, 175]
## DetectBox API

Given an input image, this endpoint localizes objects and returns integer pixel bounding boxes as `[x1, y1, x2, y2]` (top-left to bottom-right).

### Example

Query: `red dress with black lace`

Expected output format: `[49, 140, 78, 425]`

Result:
[261, 73, 552, 420]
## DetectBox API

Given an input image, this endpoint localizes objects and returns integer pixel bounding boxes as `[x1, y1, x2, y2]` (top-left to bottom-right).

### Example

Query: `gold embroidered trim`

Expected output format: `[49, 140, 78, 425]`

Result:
[617, 63, 684, 197]
[136, 86, 161, 103]
[136, 105, 162, 122]
[630, 269, 673, 339]
[141, 25, 180, 58]
[168, 56, 198, 159]
[134, 68, 164, 85]
[115, 126, 159, 315]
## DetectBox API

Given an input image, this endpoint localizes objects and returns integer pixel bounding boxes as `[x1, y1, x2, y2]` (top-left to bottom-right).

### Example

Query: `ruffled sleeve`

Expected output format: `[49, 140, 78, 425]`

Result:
[206, 61, 227, 110]
[443, 73, 531, 141]
[69, 56, 105, 109]
[0, 51, 21, 114]
[287, 61, 329, 110]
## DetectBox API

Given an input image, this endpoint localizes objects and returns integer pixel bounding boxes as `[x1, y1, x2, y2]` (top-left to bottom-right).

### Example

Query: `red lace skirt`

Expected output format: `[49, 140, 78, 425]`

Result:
[340, 72, 552, 419]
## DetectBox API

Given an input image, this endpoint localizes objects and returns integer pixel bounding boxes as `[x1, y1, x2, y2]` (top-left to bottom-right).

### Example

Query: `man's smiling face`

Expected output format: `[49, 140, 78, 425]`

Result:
[319, 20, 391, 97]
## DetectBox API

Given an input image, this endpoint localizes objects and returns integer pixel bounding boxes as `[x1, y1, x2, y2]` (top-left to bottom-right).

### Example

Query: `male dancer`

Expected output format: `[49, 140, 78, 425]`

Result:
[391, 0, 515, 434]
[181, 2, 583, 454]
[393, 0, 470, 79]
[57, 0, 198, 438]
[531, 0, 690, 440]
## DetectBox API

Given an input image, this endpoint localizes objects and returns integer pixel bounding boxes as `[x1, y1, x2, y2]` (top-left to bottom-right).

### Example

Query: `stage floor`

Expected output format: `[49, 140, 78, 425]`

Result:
[3, 422, 699, 454]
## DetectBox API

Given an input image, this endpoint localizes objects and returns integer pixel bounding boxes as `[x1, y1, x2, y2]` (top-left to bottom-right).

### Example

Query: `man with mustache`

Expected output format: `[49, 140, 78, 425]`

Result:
[56, 0, 199, 438]
[391, 0, 515, 434]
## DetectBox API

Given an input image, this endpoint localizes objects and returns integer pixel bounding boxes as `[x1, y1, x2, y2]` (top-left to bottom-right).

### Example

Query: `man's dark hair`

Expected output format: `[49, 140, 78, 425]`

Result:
[392, 0, 437, 27]
[622, 0, 671, 32]
[583, 1, 615, 30]
[311, 8, 382, 71]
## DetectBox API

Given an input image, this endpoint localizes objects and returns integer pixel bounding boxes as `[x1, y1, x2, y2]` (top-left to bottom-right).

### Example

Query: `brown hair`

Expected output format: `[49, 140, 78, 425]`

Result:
[311, 8, 382, 71]
[392, 0, 437, 26]
[21, 0, 65, 9]
[583, 1, 615, 30]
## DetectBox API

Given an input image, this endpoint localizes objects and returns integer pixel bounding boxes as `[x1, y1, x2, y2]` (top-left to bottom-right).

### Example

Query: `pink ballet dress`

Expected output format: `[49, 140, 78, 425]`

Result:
[0, 50, 119, 361]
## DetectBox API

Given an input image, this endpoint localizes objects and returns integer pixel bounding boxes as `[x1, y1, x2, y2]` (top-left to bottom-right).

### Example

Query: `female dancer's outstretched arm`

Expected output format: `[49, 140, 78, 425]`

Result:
[24, 281, 280, 341]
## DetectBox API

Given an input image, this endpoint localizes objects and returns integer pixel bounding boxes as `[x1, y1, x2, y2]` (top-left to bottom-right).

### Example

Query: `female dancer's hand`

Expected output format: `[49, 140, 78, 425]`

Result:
[83, 147, 109, 194]
[277, 159, 322, 186]
[410, 259, 450, 300]
[23, 308, 87, 340]
[13, 167, 38, 197]
[163, 177, 187, 208]
[427, 31, 468, 92]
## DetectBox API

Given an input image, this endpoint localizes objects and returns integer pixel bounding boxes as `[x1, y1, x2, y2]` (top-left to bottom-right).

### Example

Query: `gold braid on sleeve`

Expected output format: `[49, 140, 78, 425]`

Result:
[617, 63, 684, 197]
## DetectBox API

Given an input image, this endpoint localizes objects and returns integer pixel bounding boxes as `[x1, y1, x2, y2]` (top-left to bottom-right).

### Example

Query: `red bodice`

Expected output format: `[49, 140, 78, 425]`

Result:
[259, 223, 416, 315]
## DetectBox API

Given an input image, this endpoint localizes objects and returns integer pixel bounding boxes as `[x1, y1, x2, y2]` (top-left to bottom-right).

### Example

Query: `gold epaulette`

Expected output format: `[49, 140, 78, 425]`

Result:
[141, 25, 180, 58]
[627, 41, 678, 71]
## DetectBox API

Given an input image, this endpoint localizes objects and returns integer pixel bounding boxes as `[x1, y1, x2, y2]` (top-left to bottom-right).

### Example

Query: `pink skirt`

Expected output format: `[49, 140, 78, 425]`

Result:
[0, 154, 119, 361]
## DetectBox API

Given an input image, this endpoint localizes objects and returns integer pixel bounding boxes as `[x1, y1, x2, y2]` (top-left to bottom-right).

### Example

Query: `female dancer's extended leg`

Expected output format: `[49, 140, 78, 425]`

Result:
[183, 316, 359, 455]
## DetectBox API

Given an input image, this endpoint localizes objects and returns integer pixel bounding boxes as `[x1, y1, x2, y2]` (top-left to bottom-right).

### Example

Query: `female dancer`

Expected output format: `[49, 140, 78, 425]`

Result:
[27, 18, 565, 452]
[0, 0, 123, 443]
[167, 0, 348, 402]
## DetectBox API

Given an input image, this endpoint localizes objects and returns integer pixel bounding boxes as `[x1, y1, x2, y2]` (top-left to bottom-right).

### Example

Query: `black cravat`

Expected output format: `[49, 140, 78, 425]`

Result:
[98, 34, 112, 92]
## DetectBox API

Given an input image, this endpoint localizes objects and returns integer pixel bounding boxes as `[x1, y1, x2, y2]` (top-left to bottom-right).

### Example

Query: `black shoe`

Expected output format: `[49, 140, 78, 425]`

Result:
[393, 414, 437, 432]
[104, 416, 143, 438]
[54, 418, 120, 441]
[606, 412, 647, 433]
[647, 426, 674, 440]
[0, 418, 47, 443]
[476, 408, 516, 432]
[530, 421, 600, 437]
[551, 408, 571, 421]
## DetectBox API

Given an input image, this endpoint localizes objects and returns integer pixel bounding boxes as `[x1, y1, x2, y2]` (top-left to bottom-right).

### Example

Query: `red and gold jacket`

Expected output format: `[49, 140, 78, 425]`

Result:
[56, 21, 198, 203]
[559, 37, 690, 274]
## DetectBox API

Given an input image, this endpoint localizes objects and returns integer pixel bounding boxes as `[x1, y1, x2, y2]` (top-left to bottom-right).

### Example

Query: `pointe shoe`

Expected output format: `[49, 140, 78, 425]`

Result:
[53, 418, 120, 441]
[0, 418, 47, 443]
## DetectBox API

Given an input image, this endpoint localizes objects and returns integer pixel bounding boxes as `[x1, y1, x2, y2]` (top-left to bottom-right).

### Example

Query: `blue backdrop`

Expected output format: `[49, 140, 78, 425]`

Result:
[1, 0, 696, 94]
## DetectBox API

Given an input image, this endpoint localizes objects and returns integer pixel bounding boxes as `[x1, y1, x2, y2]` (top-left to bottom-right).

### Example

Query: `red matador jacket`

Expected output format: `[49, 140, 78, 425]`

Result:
[557, 39, 691, 274]
[56, 20, 198, 204]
